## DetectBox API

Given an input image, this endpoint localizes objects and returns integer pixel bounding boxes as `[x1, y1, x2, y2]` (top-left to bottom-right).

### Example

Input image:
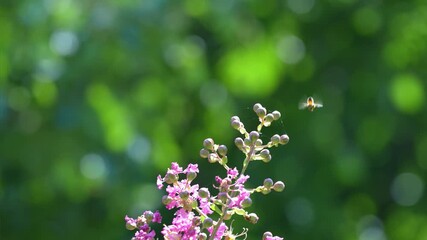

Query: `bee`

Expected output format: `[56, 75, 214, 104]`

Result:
[299, 96, 323, 111]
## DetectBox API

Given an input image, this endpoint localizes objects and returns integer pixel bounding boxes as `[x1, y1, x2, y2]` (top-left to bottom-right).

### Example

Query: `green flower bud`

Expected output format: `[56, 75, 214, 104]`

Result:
[265, 113, 274, 123]
[231, 120, 241, 130]
[263, 178, 274, 188]
[198, 188, 210, 198]
[235, 137, 244, 148]
[253, 103, 262, 112]
[203, 138, 215, 150]
[279, 134, 289, 145]
[231, 116, 240, 122]
[249, 131, 259, 142]
[259, 149, 270, 159]
[261, 188, 271, 195]
[208, 153, 218, 163]
[255, 139, 263, 146]
[202, 217, 213, 228]
[218, 192, 228, 202]
[241, 197, 252, 208]
[244, 138, 252, 146]
[187, 172, 197, 182]
[192, 216, 202, 226]
[200, 148, 209, 158]
[144, 211, 153, 222]
[273, 181, 285, 192]
[221, 156, 228, 164]
[272, 110, 281, 120]
[179, 190, 190, 200]
[217, 145, 228, 157]
[271, 134, 280, 144]
[198, 233, 207, 240]
[263, 232, 273, 240]
[256, 107, 267, 118]
[245, 213, 259, 224]
[162, 195, 172, 205]
[164, 173, 178, 184]
[223, 210, 233, 220]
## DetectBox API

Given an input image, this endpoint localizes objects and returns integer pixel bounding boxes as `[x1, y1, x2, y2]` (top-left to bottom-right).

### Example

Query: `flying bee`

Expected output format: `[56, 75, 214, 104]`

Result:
[299, 96, 323, 111]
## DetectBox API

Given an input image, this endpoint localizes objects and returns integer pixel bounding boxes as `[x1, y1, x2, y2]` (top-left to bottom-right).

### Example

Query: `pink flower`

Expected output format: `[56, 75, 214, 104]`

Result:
[227, 167, 239, 179]
[183, 163, 199, 174]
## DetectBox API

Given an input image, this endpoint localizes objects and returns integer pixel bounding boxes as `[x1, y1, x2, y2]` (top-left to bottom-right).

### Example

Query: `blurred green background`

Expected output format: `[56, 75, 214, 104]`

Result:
[1, 0, 427, 239]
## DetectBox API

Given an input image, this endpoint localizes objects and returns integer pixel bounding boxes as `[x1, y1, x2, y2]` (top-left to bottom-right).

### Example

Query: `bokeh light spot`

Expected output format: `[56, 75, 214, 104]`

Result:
[277, 35, 306, 64]
[50, 30, 79, 56]
[389, 74, 425, 114]
[131, 184, 162, 213]
[32, 81, 57, 107]
[390, 172, 424, 206]
[80, 153, 107, 180]
[127, 136, 151, 164]
[219, 38, 283, 97]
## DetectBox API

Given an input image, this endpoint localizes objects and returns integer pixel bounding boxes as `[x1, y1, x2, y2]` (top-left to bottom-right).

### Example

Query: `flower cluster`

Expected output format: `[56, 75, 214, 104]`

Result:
[126, 103, 289, 240]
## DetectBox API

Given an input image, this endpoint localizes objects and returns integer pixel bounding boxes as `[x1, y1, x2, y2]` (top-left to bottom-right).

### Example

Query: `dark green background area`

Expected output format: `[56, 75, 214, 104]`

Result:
[1, 0, 426, 239]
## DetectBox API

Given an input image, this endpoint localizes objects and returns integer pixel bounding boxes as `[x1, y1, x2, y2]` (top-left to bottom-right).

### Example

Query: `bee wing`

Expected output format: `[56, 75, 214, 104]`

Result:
[315, 103, 323, 108]
[298, 102, 308, 110]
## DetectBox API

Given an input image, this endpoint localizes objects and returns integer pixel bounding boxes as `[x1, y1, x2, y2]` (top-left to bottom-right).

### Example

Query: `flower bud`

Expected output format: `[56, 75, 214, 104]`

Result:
[223, 210, 233, 220]
[164, 173, 178, 184]
[208, 153, 218, 163]
[249, 131, 259, 142]
[245, 213, 259, 224]
[235, 137, 244, 148]
[271, 134, 280, 144]
[200, 148, 209, 158]
[203, 138, 215, 151]
[198, 188, 210, 198]
[192, 216, 202, 226]
[198, 233, 207, 240]
[272, 111, 281, 120]
[187, 172, 197, 182]
[198, 233, 209, 240]
[273, 181, 285, 192]
[241, 197, 252, 208]
[256, 107, 267, 118]
[253, 103, 262, 112]
[261, 188, 271, 195]
[244, 138, 252, 146]
[263, 232, 273, 240]
[259, 149, 270, 159]
[231, 116, 240, 123]
[179, 190, 190, 200]
[279, 134, 289, 145]
[217, 145, 228, 157]
[263, 178, 274, 189]
[231, 120, 241, 130]
[162, 195, 172, 205]
[202, 217, 213, 228]
[218, 192, 228, 202]
[255, 139, 263, 146]
[221, 156, 228, 164]
[265, 113, 274, 123]
[144, 211, 154, 222]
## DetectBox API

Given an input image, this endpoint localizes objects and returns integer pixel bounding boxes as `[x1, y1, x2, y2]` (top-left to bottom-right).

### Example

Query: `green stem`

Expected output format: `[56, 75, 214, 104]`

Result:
[240, 144, 255, 177]
[209, 205, 228, 240]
